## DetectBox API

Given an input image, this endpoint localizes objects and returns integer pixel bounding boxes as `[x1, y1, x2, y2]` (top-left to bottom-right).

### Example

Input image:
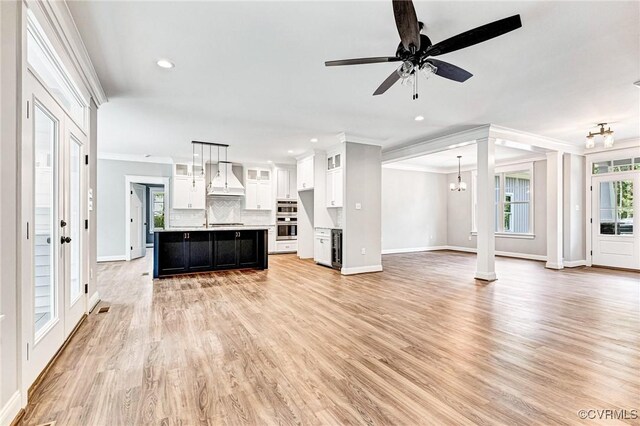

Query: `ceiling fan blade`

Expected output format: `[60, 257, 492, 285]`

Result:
[392, 0, 421, 52]
[426, 59, 473, 82]
[426, 14, 522, 57]
[325, 57, 401, 67]
[373, 69, 401, 96]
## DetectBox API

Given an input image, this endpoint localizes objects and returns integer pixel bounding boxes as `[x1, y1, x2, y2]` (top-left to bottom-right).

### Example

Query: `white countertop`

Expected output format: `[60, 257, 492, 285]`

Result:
[155, 225, 269, 232]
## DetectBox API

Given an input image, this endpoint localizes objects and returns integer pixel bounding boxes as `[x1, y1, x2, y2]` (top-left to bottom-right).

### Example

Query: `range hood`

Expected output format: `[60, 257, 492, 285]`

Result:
[207, 162, 245, 197]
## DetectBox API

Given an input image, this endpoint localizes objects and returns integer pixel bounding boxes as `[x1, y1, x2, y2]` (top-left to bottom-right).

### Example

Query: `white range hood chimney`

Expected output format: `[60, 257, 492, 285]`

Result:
[207, 162, 245, 196]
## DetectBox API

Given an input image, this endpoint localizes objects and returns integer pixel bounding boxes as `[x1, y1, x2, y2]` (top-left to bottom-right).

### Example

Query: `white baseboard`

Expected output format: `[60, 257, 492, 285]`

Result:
[563, 259, 586, 268]
[545, 261, 564, 270]
[382, 246, 448, 254]
[474, 271, 497, 281]
[0, 390, 21, 426]
[88, 291, 101, 313]
[97, 255, 126, 262]
[445, 246, 547, 262]
[341, 264, 383, 275]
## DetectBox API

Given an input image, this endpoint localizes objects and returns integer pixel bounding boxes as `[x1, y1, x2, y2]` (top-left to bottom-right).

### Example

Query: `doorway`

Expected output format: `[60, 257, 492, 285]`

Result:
[124, 176, 169, 261]
[591, 172, 639, 269]
[22, 72, 88, 388]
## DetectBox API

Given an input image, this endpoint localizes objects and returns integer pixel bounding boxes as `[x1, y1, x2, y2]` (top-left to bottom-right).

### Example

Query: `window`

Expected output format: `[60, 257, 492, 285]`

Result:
[593, 157, 640, 174]
[26, 10, 88, 130]
[472, 164, 534, 235]
[599, 180, 633, 235]
[149, 189, 165, 233]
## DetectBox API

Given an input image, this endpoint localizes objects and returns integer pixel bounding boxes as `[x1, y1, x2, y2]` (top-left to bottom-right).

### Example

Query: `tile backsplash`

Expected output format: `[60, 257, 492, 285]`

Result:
[168, 197, 273, 228]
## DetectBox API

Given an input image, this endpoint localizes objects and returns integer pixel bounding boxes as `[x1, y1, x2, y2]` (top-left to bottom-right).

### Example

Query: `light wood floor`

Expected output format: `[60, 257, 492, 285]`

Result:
[20, 251, 639, 425]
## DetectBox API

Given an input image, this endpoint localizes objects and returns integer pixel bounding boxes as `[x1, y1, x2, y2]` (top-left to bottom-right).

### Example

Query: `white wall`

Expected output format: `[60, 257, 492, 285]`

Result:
[343, 143, 382, 273]
[381, 168, 448, 252]
[563, 154, 586, 263]
[1, 0, 21, 417]
[97, 159, 173, 258]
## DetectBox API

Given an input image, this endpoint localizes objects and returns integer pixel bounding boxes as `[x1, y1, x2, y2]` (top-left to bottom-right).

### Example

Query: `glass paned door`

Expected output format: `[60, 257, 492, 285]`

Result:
[24, 72, 87, 388]
[592, 173, 640, 269]
[33, 103, 58, 336]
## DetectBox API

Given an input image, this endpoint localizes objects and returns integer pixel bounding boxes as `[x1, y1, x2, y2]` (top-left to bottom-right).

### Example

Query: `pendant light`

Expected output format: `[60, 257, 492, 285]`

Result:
[450, 155, 467, 192]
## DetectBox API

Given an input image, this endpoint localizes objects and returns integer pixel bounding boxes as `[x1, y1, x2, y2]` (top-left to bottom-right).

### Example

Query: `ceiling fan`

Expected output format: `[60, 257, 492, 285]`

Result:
[325, 0, 522, 99]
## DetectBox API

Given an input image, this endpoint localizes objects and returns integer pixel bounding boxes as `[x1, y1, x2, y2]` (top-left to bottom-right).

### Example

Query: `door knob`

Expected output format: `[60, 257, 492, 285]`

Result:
[60, 220, 67, 227]
[65, 236, 72, 243]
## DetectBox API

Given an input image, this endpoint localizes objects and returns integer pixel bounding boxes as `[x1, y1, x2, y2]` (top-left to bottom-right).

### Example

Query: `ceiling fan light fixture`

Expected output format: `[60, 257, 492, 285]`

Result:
[421, 62, 437, 78]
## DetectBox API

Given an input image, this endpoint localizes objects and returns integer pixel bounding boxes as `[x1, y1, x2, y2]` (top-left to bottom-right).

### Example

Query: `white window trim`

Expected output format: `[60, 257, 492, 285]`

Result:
[149, 187, 165, 234]
[471, 162, 535, 238]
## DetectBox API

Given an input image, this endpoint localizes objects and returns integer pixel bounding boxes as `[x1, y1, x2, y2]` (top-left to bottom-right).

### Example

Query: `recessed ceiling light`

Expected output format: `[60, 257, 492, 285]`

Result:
[288, 150, 294, 154]
[267, 160, 273, 163]
[310, 138, 318, 143]
[194, 153, 199, 156]
[156, 59, 174, 69]
[414, 115, 425, 121]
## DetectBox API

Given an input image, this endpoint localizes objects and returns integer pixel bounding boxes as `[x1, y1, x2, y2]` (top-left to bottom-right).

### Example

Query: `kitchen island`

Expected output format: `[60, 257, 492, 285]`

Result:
[153, 226, 268, 278]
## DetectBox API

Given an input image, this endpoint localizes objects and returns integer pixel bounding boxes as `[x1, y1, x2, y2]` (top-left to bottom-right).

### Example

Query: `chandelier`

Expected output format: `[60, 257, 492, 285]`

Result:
[586, 123, 614, 149]
[450, 155, 467, 192]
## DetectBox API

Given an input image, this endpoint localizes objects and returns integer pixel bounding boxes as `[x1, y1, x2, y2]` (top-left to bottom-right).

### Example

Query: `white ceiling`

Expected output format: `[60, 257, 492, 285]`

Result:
[386, 143, 544, 173]
[67, 1, 640, 164]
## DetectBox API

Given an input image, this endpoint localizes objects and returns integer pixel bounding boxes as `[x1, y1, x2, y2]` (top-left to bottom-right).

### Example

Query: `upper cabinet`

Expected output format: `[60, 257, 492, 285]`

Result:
[245, 167, 272, 210]
[326, 151, 343, 208]
[276, 168, 296, 200]
[297, 155, 314, 191]
[174, 162, 204, 178]
[172, 176, 206, 209]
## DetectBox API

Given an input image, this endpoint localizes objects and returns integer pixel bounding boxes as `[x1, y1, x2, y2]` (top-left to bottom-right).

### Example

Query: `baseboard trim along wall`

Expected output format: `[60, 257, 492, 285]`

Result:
[563, 260, 586, 268]
[382, 246, 448, 254]
[382, 245, 548, 262]
[0, 391, 21, 426]
[88, 291, 101, 313]
[97, 255, 126, 262]
[341, 265, 383, 275]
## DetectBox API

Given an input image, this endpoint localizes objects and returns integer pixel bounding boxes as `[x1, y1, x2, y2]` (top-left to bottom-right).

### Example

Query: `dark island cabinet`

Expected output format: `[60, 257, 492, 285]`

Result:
[154, 229, 268, 278]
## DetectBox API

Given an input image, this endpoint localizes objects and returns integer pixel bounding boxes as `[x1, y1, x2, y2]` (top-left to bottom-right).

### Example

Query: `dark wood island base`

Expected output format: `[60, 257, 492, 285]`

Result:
[153, 228, 268, 278]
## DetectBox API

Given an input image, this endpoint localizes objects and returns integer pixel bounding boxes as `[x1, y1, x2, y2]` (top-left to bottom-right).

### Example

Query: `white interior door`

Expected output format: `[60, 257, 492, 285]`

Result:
[592, 172, 639, 269]
[130, 183, 146, 259]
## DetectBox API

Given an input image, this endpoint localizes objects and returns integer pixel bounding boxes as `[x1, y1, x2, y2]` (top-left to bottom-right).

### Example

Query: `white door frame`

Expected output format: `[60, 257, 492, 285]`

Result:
[585, 146, 640, 266]
[124, 175, 170, 261]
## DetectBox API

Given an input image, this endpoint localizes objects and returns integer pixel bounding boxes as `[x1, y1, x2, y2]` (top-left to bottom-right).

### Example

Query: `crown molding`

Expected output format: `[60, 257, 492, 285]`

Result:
[28, 0, 107, 105]
[336, 131, 384, 146]
[488, 125, 581, 155]
[98, 152, 174, 164]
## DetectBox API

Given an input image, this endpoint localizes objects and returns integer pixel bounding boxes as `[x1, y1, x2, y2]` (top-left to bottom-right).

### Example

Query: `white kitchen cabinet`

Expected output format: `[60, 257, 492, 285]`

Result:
[276, 240, 297, 253]
[174, 162, 204, 177]
[326, 168, 343, 208]
[276, 168, 296, 199]
[245, 167, 272, 210]
[314, 228, 332, 266]
[268, 226, 276, 253]
[297, 155, 314, 191]
[172, 176, 205, 209]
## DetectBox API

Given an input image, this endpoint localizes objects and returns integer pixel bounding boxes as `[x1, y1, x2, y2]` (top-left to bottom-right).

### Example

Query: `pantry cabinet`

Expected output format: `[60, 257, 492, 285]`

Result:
[325, 151, 343, 208]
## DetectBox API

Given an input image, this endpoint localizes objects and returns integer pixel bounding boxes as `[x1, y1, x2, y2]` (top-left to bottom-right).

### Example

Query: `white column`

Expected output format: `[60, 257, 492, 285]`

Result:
[546, 151, 564, 269]
[475, 137, 496, 281]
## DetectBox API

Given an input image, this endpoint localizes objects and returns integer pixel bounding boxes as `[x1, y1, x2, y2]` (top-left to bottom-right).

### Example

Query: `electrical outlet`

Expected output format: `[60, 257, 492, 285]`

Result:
[468, 235, 472, 241]
[361, 248, 366, 255]
[355, 203, 362, 210]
